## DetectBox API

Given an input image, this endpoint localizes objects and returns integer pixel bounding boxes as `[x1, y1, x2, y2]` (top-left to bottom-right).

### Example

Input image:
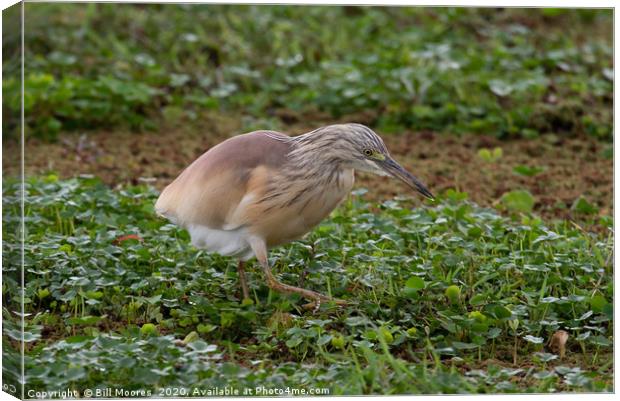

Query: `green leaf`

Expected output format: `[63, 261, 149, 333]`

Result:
[576, 332, 591, 341]
[533, 371, 556, 380]
[493, 306, 513, 320]
[285, 337, 303, 348]
[67, 315, 103, 326]
[572, 197, 598, 215]
[523, 335, 544, 344]
[182, 331, 199, 344]
[405, 276, 425, 291]
[317, 335, 333, 346]
[489, 79, 513, 97]
[452, 341, 479, 350]
[534, 352, 558, 362]
[589, 335, 611, 347]
[513, 165, 544, 177]
[478, 148, 491, 161]
[65, 335, 94, 344]
[197, 324, 217, 334]
[188, 340, 217, 352]
[344, 316, 370, 327]
[500, 190, 535, 213]
[477, 147, 503, 163]
[403, 276, 425, 297]
[143, 294, 162, 304]
[469, 294, 487, 306]
[444, 189, 468, 201]
[487, 328, 502, 339]
[139, 323, 158, 336]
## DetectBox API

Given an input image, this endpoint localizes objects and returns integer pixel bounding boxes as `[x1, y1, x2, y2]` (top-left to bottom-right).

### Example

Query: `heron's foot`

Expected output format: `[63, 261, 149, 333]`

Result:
[265, 276, 346, 310]
[237, 261, 251, 302]
[301, 296, 348, 311]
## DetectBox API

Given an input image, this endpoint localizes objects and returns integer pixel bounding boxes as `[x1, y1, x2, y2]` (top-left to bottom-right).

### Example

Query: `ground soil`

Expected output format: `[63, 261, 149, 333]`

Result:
[3, 115, 613, 225]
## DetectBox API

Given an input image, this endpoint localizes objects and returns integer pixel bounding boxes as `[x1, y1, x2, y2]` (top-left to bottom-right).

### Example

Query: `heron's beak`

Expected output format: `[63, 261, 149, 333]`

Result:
[380, 157, 434, 200]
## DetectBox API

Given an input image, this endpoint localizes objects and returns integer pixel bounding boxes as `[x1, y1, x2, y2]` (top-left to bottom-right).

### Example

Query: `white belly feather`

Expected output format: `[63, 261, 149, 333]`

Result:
[187, 224, 255, 261]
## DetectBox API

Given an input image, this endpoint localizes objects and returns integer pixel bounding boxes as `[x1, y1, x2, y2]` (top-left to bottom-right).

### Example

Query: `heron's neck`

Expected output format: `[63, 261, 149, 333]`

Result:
[259, 131, 354, 211]
[284, 144, 348, 184]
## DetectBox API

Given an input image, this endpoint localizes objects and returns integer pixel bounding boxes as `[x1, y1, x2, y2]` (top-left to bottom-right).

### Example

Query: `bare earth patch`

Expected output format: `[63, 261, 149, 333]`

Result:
[3, 124, 612, 223]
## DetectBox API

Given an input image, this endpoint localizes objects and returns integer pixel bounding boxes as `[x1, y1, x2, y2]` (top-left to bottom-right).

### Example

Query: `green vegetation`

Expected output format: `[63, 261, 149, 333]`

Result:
[2, 4, 613, 396]
[2, 5, 612, 140]
[3, 177, 613, 394]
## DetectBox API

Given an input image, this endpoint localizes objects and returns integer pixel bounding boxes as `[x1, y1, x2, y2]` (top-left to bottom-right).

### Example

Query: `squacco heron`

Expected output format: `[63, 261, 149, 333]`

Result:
[155, 123, 432, 308]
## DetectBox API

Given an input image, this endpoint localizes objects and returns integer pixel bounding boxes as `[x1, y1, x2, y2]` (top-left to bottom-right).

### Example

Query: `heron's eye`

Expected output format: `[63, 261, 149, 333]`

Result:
[363, 149, 373, 157]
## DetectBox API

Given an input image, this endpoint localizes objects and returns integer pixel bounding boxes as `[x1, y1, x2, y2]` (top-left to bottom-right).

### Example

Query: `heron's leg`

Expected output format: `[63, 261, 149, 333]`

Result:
[237, 260, 250, 301]
[249, 237, 346, 306]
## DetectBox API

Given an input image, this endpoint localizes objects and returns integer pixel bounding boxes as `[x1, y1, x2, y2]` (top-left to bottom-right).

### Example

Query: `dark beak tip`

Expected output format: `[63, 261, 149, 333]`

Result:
[413, 181, 434, 200]
[420, 189, 435, 201]
[383, 158, 434, 201]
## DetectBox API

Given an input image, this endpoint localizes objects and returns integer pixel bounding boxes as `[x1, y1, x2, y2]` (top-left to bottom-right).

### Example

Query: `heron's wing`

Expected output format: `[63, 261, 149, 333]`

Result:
[155, 131, 292, 230]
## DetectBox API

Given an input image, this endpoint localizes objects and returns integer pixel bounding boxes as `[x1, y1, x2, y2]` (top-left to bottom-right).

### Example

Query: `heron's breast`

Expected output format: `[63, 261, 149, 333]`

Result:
[302, 169, 354, 223]
[256, 169, 354, 247]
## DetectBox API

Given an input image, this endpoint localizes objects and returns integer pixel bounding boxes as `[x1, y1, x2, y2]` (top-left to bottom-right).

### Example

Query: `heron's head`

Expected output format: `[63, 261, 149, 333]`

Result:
[298, 123, 434, 200]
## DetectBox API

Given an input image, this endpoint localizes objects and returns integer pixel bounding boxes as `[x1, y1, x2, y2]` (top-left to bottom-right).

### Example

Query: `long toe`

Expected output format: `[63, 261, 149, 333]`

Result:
[301, 297, 347, 311]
